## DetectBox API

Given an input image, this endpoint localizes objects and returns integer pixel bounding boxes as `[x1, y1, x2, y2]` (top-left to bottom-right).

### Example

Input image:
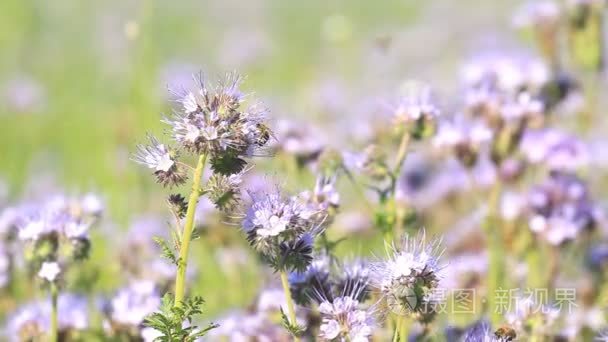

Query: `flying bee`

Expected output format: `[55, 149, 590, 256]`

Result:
[255, 123, 272, 146]
[494, 325, 516, 341]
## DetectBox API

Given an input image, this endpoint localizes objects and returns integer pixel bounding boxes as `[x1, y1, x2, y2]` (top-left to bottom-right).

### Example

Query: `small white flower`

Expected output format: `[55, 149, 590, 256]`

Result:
[38, 262, 61, 282]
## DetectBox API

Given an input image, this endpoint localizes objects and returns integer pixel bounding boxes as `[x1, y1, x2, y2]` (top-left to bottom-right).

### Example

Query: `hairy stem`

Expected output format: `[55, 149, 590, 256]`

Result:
[50, 283, 58, 342]
[280, 270, 301, 342]
[174, 153, 207, 307]
[483, 180, 504, 326]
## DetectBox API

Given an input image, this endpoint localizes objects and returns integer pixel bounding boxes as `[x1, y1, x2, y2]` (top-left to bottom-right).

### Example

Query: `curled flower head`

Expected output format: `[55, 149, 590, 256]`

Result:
[371, 231, 444, 318]
[242, 186, 328, 272]
[334, 259, 371, 302]
[318, 285, 375, 342]
[289, 254, 332, 305]
[133, 135, 187, 188]
[207, 170, 246, 212]
[163, 73, 272, 161]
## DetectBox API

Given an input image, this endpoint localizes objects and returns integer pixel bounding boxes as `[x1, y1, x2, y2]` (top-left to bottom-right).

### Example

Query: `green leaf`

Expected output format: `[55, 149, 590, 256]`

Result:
[153, 237, 179, 266]
[279, 308, 305, 338]
[143, 293, 218, 341]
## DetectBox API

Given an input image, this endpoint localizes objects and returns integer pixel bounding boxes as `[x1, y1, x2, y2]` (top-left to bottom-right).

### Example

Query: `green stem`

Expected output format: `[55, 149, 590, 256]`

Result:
[392, 317, 400, 342]
[483, 180, 504, 327]
[398, 316, 409, 342]
[50, 283, 58, 342]
[279, 270, 300, 342]
[386, 132, 411, 242]
[526, 240, 544, 290]
[174, 153, 207, 307]
[391, 132, 411, 195]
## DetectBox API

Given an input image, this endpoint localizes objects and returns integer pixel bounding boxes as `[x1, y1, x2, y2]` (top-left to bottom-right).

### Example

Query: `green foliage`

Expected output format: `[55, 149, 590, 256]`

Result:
[210, 154, 247, 176]
[143, 294, 218, 342]
[279, 308, 305, 338]
[153, 237, 179, 266]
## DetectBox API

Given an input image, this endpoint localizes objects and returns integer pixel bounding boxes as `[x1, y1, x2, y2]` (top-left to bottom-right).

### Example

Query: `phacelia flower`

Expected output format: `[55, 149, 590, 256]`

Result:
[520, 128, 589, 172]
[289, 255, 333, 305]
[6, 294, 88, 341]
[461, 53, 549, 93]
[371, 231, 444, 318]
[163, 73, 272, 163]
[15, 194, 99, 273]
[318, 293, 375, 342]
[208, 310, 290, 341]
[334, 259, 371, 302]
[272, 119, 325, 164]
[433, 116, 493, 168]
[388, 82, 440, 139]
[104, 280, 161, 329]
[311, 176, 341, 210]
[133, 134, 187, 187]
[526, 171, 599, 245]
[242, 186, 328, 272]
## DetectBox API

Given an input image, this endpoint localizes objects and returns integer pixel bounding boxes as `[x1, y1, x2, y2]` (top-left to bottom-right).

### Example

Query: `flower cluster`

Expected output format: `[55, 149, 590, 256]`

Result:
[318, 293, 375, 342]
[433, 115, 493, 168]
[101, 280, 162, 340]
[134, 73, 273, 188]
[289, 256, 370, 306]
[15, 193, 102, 284]
[389, 82, 440, 139]
[242, 185, 329, 272]
[370, 232, 444, 320]
[164, 73, 271, 170]
[520, 128, 589, 172]
[6, 294, 89, 341]
[133, 135, 188, 188]
[526, 171, 599, 245]
[208, 286, 296, 341]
